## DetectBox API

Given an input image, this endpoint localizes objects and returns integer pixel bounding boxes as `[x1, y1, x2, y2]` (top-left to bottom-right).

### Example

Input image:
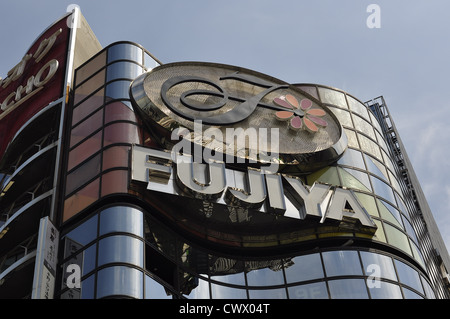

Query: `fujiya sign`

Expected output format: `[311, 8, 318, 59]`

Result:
[0, 28, 62, 116]
[132, 145, 377, 232]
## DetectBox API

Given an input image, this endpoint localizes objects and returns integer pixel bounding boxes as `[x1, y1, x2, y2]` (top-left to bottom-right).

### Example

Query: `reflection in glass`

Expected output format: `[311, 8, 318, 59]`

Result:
[288, 282, 328, 299]
[371, 176, 396, 204]
[246, 262, 284, 286]
[402, 287, 423, 299]
[81, 275, 95, 299]
[99, 206, 143, 237]
[106, 61, 143, 82]
[338, 148, 365, 170]
[105, 80, 132, 101]
[368, 281, 402, 299]
[384, 224, 412, 256]
[145, 275, 172, 299]
[360, 251, 397, 281]
[284, 254, 323, 283]
[64, 215, 98, 247]
[211, 283, 247, 299]
[421, 276, 436, 299]
[97, 266, 143, 299]
[184, 277, 210, 299]
[318, 87, 347, 108]
[98, 235, 144, 267]
[108, 43, 142, 63]
[322, 250, 363, 277]
[328, 279, 368, 299]
[394, 260, 423, 293]
[248, 288, 287, 299]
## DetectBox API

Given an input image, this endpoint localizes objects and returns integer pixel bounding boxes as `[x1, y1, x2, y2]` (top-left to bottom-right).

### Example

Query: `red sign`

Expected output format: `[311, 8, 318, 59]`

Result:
[0, 15, 70, 158]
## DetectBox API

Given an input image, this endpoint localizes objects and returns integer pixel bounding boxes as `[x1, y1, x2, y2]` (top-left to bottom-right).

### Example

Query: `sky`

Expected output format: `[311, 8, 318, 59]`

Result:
[1, 0, 449, 253]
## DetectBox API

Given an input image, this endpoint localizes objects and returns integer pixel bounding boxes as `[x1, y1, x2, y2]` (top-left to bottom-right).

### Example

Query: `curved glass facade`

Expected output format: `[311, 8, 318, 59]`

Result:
[59, 205, 435, 299]
[56, 42, 449, 299]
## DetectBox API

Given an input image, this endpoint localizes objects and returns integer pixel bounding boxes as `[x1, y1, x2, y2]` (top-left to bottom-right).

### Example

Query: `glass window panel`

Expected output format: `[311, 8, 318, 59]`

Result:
[105, 101, 138, 124]
[101, 170, 129, 197]
[72, 92, 104, 126]
[322, 250, 363, 277]
[96, 266, 143, 299]
[378, 199, 403, 228]
[354, 192, 379, 217]
[284, 253, 324, 283]
[372, 219, 386, 243]
[382, 150, 396, 173]
[246, 264, 284, 287]
[102, 146, 130, 171]
[328, 279, 368, 299]
[98, 235, 144, 267]
[211, 272, 245, 287]
[81, 274, 95, 299]
[344, 129, 359, 148]
[343, 168, 372, 191]
[329, 107, 352, 127]
[368, 281, 402, 299]
[66, 155, 101, 195]
[402, 215, 418, 243]
[371, 176, 396, 204]
[107, 61, 143, 82]
[410, 242, 426, 270]
[338, 168, 370, 192]
[306, 166, 340, 186]
[402, 287, 423, 299]
[103, 122, 141, 146]
[385, 224, 412, 256]
[288, 282, 328, 299]
[375, 130, 389, 153]
[394, 260, 423, 293]
[64, 215, 98, 248]
[183, 277, 210, 299]
[76, 51, 107, 86]
[364, 154, 388, 182]
[360, 251, 397, 281]
[100, 206, 143, 237]
[248, 288, 287, 299]
[211, 284, 247, 299]
[347, 96, 369, 121]
[105, 80, 132, 102]
[389, 170, 402, 195]
[74, 69, 106, 105]
[144, 53, 160, 71]
[68, 132, 102, 171]
[296, 85, 319, 100]
[352, 115, 376, 140]
[420, 276, 436, 299]
[145, 275, 172, 299]
[108, 43, 142, 63]
[70, 109, 103, 148]
[63, 178, 100, 222]
[318, 87, 347, 108]
[368, 111, 383, 133]
[358, 134, 382, 161]
[337, 148, 365, 170]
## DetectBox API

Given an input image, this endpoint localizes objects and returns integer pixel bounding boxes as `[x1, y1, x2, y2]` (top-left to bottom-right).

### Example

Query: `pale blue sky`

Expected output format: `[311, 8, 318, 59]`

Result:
[1, 0, 449, 251]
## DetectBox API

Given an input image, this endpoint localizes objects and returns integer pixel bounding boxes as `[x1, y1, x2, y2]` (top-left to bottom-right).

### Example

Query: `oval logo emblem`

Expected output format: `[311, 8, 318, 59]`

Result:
[130, 62, 346, 174]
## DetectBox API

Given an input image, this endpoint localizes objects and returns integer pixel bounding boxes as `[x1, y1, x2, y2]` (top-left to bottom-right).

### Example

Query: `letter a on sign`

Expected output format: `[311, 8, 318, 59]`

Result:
[366, 4, 381, 29]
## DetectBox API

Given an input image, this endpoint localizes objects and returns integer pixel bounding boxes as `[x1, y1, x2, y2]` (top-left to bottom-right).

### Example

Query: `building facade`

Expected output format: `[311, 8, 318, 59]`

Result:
[0, 8, 449, 299]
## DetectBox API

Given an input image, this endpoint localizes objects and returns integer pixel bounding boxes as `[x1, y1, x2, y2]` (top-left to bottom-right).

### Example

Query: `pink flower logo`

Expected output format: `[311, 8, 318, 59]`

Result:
[273, 94, 328, 132]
